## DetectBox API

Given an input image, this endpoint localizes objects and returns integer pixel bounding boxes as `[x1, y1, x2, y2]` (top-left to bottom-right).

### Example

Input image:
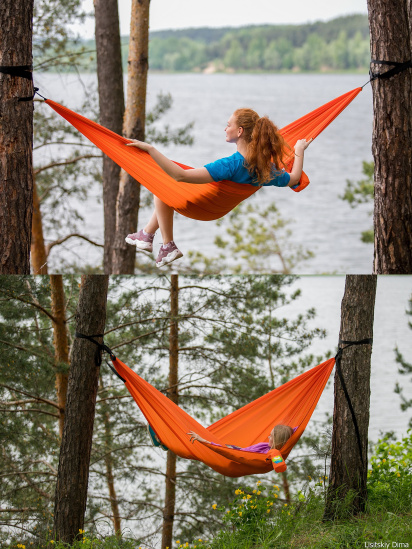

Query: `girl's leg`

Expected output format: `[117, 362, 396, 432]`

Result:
[151, 196, 174, 244]
[144, 209, 159, 234]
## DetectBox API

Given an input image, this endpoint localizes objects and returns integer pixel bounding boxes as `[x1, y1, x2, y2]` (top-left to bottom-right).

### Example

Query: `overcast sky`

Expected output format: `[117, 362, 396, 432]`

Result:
[77, 0, 368, 38]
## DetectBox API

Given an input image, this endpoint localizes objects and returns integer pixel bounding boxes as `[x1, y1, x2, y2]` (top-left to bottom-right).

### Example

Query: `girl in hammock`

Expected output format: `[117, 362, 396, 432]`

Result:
[126, 109, 312, 267]
[187, 424, 294, 453]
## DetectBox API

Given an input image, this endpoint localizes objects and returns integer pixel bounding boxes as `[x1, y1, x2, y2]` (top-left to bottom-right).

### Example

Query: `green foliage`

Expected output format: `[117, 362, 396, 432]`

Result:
[341, 160, 374, 244]
[145, 15, 370, 73]
[394, 296, 412, 427]
[367, 431, 412, 512]
[10, 531, 140, 549]
[187, 201, 313, 274]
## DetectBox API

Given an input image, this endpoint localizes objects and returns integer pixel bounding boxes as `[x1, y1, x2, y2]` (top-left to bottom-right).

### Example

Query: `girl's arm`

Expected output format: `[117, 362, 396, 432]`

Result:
[287, 138, 313, 187]
[126, 140, 214, 184]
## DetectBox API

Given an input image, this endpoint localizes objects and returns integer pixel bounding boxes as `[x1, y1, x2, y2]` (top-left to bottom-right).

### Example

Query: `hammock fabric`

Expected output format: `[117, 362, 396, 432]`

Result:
[112, 356, 335, 477]
[45, 87, 362, 221]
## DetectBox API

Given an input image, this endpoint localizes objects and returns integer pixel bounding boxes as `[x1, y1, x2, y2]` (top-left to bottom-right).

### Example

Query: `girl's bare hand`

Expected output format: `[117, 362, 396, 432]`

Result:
[126, 139, 153, 152]
[294, 138, 313, 154]
[187, 431, 203, 444]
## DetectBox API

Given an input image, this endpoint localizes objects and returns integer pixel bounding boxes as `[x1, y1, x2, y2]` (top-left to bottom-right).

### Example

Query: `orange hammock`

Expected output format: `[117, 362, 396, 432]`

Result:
[111, 356, 335, 477]
[45, 88, 362, 221]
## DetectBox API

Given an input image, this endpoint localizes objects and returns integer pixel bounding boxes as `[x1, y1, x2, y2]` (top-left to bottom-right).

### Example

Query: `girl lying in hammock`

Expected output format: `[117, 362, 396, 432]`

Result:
[126, 109, 312, 267]
[187, 424, 295, 453]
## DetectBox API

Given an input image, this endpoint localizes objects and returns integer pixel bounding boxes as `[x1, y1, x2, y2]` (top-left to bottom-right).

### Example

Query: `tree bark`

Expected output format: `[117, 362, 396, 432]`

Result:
[0, 0, 34, 274]
[111, 0, 150, 274]
[99, 375, 122, 534]
[53, 275, 109, 544]
[367, 0, 412, 273]
[50, 275, 70, 438]
[31, 180, 48, 274]
[94, 0, 125, 274]
[324, 275, 377, 520]
[162, 274, 179, 549]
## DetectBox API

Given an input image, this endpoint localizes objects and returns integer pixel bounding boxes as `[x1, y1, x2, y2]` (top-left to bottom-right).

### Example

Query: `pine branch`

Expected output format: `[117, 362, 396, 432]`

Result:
[0, 384, 59, 409]
[34, 154, 101, 176]
[0, 408, 59, 418]
[46, 233, 104, 254]
[0, 289, 56, 323]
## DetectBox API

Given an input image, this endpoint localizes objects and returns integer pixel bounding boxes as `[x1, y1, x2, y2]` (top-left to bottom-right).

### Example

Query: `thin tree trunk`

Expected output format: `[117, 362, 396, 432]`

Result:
[50, 275, 70, 438]
[99, 375, 122, 534]
[53, 275, 109, 544]
[31, 180, 48, 274]
[162, 274, 179, 549]
[367, 0, 412, 273]
[324, 275, 377, 520]
[0, 0, 34, 274]
[94, 0, 125, 274]
[112, 0, 150, 274]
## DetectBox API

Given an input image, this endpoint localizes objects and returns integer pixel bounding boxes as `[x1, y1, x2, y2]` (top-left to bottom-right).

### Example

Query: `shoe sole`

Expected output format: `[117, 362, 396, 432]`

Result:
[125, 237, 153, 253]
[156, 249, 183, 268]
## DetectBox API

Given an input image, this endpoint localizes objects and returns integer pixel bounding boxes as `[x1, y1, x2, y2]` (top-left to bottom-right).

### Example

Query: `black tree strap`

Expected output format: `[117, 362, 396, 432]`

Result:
[369, 59, 412, 82]
[334, 338, 373, 466]
[74, 332, 126, 383]
[0, 65, 33, 80]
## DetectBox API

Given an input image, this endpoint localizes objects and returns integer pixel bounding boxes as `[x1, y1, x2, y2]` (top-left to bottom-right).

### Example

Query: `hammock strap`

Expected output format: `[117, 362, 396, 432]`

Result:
[74, 332, 125, 382]
[0, 65, 33, 80]
[334, 338, 373, 467]
[0, 66, 47, 102]
[369, 59, 412, 82]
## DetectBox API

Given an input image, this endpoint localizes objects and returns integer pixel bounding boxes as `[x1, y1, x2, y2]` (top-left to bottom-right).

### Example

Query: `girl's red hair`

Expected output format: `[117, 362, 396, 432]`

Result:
[233, 108, 291, 185]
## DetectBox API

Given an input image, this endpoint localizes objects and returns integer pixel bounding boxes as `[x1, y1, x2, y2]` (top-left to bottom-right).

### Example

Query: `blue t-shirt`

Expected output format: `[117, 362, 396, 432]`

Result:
[204, 151, 290, 187]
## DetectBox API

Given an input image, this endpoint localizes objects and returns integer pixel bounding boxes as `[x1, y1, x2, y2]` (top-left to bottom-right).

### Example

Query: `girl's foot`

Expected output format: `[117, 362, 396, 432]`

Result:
[125, 229, 155, 253]
[156, 241, 183, 268]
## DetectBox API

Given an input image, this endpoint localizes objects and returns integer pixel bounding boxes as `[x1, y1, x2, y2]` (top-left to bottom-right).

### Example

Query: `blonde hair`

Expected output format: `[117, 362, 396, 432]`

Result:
[233, 108, 291, 185]
[271, 424, 293, 450]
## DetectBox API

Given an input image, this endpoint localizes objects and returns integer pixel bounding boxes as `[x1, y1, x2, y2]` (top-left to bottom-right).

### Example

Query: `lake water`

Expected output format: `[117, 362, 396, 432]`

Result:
[34, 72, 374, 274]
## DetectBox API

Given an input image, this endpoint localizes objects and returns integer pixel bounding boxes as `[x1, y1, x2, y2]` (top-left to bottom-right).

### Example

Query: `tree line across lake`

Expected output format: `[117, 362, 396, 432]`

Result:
[80, 14, 371, 73]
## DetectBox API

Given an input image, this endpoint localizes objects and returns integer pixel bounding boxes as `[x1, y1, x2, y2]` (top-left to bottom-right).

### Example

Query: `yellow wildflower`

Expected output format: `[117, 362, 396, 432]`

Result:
[284, 503, 288, 507]
[256, 480, 261, 486]
[397, 473, 401, 477]
[253, 489, 257, 493]
[246, 494, 252, 499]
[273, 485, 279, 490]
[257, 490, 261, 495]
[383, 459, 386, 463]
[176, 541, 180, 544]
[267, 509, 270, 513]
[212, 503, 217, 510]
[79, 529, 85, 534]
[239, 511, 242, 516]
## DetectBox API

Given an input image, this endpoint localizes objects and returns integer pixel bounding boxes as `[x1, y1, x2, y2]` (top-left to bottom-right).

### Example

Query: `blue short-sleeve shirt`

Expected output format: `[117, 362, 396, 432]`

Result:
[204, 151, 290, 187]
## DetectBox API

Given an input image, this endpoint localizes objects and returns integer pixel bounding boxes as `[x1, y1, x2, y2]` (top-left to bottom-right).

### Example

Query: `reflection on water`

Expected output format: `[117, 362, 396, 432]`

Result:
[35, 72, 373, 273]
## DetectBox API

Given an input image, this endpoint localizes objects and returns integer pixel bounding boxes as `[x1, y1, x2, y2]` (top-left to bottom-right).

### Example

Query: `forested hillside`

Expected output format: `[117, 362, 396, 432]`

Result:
[79, 14, 370, 73]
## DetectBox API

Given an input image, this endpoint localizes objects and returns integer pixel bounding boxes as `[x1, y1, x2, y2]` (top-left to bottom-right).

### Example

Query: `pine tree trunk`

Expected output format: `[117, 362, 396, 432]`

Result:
[31, 180, 48, 274]
[0, 0, 34, 274]
[367, 0, 412, 273]
[50, 275, 70, 438]
[53, 275, 109, 544]
[100, 376, 122, 534]
[162, 274, 179, 549]
[324, 275, 377, 520]
[94, 0, 125, 274]
[111, 0, 150, 274]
